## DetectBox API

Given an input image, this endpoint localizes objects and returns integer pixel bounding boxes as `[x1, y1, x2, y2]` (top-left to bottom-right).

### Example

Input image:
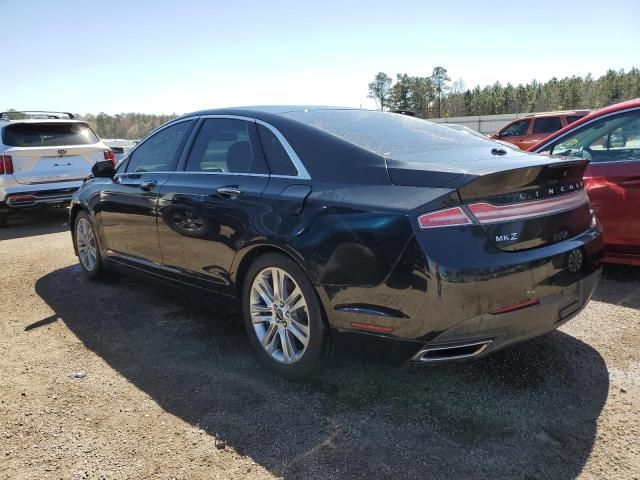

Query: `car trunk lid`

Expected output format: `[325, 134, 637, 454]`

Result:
[2, 121, 105, 184]
[387, 149, 592, 251]
[6, 145, 105, 184]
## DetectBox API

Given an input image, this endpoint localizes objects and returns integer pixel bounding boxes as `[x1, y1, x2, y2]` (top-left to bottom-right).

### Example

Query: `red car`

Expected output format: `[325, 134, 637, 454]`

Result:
[530, 99, 640, 266]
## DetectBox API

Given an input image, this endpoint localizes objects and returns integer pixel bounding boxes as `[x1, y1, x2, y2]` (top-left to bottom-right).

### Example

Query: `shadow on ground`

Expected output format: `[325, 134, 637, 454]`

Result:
[35, 265, 609, 480]
[592, 264, 640, 309]
[0, 207, 69, 240]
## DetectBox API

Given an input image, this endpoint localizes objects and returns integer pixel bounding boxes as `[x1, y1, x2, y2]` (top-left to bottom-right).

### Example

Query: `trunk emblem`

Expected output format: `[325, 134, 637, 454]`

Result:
[57, 149, 67, 155]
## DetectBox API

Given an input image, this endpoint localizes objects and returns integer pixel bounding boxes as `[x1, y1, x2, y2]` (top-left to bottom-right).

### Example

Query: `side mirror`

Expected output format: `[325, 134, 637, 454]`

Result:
[91, 160, 115, 178]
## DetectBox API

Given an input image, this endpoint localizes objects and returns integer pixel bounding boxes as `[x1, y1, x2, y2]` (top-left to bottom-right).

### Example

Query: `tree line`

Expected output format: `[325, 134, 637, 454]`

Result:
[83, 112, 178, 139]
[368, 67, 640, 118]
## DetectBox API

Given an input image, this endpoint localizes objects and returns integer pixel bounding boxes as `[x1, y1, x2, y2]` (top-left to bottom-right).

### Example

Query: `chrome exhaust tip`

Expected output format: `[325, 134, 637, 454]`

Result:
[411, 340, 493, 363]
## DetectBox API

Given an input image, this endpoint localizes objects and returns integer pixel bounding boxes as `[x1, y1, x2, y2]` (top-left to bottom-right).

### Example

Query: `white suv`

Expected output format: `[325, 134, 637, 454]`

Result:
[0, 111, 114, 227]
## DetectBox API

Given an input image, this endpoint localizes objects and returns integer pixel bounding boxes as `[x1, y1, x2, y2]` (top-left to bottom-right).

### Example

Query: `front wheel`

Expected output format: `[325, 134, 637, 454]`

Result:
[74, 211, 104, 278]
[242, 253, 329, 379]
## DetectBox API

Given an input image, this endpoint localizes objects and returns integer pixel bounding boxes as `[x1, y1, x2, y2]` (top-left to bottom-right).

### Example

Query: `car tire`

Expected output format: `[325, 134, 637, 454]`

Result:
[0, 210, 8, 228]
[242, 252, 329, 379]
[74, 211, 104, 279]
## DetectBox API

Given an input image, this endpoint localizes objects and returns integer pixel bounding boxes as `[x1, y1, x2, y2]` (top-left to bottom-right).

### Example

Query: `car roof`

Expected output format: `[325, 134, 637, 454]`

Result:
[521, 110, 590, 119]
[528, 98, 640, 151]
[175, 105, 362, 121]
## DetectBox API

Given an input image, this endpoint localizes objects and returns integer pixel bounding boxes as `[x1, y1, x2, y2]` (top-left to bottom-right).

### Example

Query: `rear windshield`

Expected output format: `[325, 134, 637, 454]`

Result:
[3, 122, 99, 147]
[282, 110, 490, 159]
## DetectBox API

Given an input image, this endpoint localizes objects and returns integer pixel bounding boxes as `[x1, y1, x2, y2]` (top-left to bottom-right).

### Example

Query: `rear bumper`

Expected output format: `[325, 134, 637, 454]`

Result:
[322, 225, 604, 360]
[0, 181, 81, 209]
[410, 266, 600, 362]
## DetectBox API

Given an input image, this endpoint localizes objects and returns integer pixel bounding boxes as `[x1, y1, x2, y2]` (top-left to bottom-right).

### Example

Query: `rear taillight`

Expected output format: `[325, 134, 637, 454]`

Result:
[103, 150, 116, 166]
[468, 190, 588, 224]
[0, 155, 13, 175]
[418, 206, 472, 229]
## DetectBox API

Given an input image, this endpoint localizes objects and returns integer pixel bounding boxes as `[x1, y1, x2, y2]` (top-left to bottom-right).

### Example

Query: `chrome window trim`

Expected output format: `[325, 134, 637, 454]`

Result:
[196, 114, 311, 180]
[534, 106, 640, 153]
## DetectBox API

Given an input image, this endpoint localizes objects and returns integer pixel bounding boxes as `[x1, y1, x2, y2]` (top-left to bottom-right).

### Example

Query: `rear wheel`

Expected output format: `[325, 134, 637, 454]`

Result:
[74, 211, 103, 278]
[242, 253, 328, 378]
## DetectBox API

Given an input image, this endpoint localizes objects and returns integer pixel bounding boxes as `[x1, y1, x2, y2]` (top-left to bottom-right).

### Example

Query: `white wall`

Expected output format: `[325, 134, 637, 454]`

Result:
[429, 113, 526, 135]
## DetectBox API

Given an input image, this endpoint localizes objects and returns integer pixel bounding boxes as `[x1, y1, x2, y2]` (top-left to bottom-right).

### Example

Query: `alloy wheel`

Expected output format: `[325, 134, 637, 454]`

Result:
[76, 217, 97, 272]
[250, 267, 310, 364]
[171, 210, 204, 232]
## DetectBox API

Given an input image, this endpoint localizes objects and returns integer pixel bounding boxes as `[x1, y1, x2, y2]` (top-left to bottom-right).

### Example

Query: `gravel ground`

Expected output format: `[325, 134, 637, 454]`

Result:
[0, 208, 638, 480]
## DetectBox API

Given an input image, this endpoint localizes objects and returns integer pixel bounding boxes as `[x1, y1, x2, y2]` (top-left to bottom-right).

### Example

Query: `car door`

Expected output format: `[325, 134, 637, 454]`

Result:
[496, 119, 530, 148]
[523, 116, 563, 150]
[545, 108, 640, 255]
[156, 117, 270, 293]
[96, 119, 195, 264]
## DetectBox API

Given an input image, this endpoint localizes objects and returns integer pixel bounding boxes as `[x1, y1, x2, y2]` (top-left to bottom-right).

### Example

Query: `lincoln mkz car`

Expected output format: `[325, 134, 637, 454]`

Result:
[69, 107, 603, 377]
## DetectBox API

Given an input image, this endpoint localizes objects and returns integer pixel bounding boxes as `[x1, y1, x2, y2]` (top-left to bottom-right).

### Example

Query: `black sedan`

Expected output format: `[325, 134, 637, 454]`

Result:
[70, 107, 604, 378]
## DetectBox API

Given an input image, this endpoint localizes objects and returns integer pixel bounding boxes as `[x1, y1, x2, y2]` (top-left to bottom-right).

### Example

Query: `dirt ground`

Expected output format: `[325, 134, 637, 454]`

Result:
[0, 208, 638, 480]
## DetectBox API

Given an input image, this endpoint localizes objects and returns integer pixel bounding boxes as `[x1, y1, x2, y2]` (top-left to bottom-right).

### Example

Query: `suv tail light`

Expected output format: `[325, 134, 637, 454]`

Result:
[417, 206, 472, 229]
[0, 155, 13, 175]
[103, 150, 116, 167]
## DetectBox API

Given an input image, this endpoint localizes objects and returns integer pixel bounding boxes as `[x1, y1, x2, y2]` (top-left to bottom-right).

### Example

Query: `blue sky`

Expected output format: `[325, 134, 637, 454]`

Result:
[2, 0, 638, 114]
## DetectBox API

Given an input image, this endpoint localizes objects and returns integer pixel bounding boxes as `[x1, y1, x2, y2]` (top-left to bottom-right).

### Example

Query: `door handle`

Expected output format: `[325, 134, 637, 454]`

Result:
[139, 180, 157, 191]
[216, 186, 243, 199]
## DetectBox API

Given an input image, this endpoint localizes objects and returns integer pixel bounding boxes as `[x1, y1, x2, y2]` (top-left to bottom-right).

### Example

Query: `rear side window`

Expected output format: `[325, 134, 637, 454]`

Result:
[533, 117, 562, 134]
[126, 121, 193, 173]
[501, 119, 530, 137]
[185, 119, 268, 174]
[3, 122, 99, 147]
[257, 124, 298, 176]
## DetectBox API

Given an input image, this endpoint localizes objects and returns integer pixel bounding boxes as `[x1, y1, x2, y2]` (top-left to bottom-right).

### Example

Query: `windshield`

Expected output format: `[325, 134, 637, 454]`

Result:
[551, 110, 640, 161]
[3, 122, 100, 147]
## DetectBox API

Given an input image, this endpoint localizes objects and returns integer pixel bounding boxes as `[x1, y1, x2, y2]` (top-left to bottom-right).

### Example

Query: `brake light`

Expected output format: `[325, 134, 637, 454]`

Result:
[0, 155, 13, 175]
[103, 150, 116, 167]
[468, 190, 588, 224]
[418, 206, 472, 229]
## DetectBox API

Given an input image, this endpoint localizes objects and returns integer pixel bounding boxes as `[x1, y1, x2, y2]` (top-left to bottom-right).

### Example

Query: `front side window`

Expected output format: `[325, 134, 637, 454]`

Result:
[126, 121, 193, 173]
[550, 110, 640, 163]
[532, 117, 562, 134]
[566, 115, 584, 125]
[186, 119, 267, 174]
[501, 119, 530, 137]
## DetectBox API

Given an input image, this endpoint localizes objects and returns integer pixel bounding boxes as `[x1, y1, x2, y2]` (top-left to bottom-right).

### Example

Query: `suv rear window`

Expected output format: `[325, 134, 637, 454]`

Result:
[532, 117, 562, 134]
[2, 122, 99, 147]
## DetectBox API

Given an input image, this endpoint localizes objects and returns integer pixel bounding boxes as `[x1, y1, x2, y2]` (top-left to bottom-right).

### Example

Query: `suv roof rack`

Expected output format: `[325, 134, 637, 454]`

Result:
[0, 111, 76, 120]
